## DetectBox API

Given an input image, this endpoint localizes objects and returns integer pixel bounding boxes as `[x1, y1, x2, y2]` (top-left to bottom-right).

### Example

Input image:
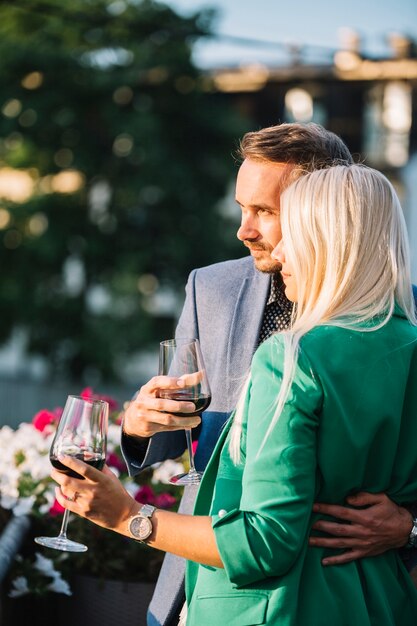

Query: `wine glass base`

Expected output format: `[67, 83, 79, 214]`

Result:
[169, 471, 203, 486]
[34, 536, 88, 553]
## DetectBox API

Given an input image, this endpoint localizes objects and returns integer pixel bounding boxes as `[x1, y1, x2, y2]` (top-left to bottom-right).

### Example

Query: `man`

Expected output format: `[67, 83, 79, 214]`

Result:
[122, 123, 417, 626]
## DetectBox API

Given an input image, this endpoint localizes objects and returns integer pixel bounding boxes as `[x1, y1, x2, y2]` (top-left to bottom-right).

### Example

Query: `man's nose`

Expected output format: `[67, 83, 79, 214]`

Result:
[237, 216, 260, 242]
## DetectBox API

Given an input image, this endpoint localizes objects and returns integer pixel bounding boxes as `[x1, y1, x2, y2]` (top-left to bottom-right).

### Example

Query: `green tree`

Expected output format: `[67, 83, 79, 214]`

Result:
[0, 0, 248, 382]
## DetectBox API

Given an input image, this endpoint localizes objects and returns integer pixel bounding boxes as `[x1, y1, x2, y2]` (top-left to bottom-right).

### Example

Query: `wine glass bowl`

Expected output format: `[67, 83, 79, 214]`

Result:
[35, 395, 108, 552]
[157, 387, 211, 417]
[158, 338, 211, 485]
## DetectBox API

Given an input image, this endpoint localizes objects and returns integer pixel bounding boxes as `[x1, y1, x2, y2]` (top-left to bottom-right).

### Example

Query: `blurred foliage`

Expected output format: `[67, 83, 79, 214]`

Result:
[0, 0, 249, 382]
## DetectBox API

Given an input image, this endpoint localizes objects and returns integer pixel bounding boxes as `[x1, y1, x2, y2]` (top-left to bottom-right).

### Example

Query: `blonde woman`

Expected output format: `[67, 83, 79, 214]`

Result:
[52, 165, 417, 625]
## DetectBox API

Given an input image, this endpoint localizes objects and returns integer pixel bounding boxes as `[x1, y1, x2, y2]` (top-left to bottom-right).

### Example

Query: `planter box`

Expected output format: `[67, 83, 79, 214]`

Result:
[60, 576, 156, 626]
[2, 576, 155, 626]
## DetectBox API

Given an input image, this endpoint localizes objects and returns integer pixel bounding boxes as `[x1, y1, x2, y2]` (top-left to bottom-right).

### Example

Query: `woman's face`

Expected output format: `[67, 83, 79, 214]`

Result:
[271, 239, 298, 302]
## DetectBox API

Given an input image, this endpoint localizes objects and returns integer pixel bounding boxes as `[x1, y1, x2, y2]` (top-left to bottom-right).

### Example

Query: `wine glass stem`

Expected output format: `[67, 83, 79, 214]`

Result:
[185, 429, 198, 475]
[58, 508, 70, 539]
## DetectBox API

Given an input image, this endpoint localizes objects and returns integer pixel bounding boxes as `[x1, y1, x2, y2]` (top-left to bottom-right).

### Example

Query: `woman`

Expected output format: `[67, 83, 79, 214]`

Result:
[52, 165, 417, 625]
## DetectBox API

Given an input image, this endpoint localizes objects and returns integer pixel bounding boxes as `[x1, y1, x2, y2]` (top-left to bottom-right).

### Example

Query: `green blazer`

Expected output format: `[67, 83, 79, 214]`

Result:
[185, 312, 417, 626]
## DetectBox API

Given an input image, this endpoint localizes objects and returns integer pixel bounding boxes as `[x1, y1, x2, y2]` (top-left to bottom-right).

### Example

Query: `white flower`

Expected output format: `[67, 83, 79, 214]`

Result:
[47, 576, 72, 596]
[35, 553, 72, 595]
[0, 494, 18, 510]
[8, 576, 30, 598]
[1, 397, 135, 599]
[38, 486, 56, 514]
[23, 450, 52, 482]
[12, 496, 36, 516]
[0, 468, 20, 498]
[0, 419, 56, 517]
[33, 552, 56, 576]
[152, 459, 185, 485]
[124, 478, 140, 496]
[107, 423, 121, 448]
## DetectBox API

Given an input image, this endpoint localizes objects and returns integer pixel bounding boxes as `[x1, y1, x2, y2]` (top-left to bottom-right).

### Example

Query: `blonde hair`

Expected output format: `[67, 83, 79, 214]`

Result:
[230, 164, 416, 462]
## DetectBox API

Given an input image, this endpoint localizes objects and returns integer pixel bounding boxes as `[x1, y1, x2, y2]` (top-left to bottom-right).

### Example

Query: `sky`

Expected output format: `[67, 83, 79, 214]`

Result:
[166, 0, 417, 68]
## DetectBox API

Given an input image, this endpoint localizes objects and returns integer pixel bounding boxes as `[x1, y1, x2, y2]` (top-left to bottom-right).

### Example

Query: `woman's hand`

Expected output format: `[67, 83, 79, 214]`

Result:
[52, 456, 135, 531]
[51, 454, 223, 567]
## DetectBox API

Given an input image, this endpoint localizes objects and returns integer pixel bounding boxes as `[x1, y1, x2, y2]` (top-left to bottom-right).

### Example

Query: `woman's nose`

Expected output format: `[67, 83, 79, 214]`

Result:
[271, 239, 285, 262]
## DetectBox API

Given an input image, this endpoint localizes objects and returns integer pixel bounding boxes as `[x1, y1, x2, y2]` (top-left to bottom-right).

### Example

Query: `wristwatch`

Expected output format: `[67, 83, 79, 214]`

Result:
[128, 504, 156, 542]
[407, 517, 417, 548]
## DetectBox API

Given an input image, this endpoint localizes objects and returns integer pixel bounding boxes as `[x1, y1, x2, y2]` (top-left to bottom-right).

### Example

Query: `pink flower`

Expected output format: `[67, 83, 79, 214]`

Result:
[32, 410, 59, 434]
[192, 440, 198, 455]
[154, 493, 177, 509]
[134, 485, 155, 505]
[49, 499, 65, 516]
[99, 394, 119, 413]
[80, 387, 94, 400]
[80, 388, 119, 412]
[106, 452, 127, 473]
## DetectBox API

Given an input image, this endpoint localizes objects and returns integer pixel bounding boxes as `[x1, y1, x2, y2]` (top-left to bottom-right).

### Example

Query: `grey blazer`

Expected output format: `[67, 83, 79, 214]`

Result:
[122, 256, 271, 626]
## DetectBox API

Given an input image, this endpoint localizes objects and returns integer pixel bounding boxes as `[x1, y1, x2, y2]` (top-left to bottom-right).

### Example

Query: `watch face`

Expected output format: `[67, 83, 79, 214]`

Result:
[129, 515, 153, 541]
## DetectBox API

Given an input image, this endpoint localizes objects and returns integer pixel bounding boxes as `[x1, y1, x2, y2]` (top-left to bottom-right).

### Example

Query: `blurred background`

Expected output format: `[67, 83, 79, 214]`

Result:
[0, 0, 416, 425]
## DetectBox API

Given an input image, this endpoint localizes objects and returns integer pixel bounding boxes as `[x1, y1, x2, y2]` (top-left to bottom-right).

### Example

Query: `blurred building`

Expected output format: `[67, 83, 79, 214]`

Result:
[1, 29, 417, 425]
[209, 30, 417, 280]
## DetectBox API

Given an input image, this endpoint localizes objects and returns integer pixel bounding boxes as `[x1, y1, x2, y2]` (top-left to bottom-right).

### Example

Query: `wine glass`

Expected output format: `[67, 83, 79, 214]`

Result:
[35, 395, 109, 552]
[158, 338, 211, 485]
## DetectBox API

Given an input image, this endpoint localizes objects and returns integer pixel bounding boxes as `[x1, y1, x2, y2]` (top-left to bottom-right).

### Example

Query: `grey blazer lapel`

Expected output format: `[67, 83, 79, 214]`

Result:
[226, 263, 270, 409]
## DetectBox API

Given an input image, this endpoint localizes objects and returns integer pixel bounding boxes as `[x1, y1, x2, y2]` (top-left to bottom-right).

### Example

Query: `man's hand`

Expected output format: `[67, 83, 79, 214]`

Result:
[309, 492, 413, 566]
[122, 375, 201, 439]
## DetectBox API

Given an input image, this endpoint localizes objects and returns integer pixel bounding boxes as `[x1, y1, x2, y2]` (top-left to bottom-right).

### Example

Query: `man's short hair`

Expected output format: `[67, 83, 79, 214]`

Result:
[238, 122, 354, 172]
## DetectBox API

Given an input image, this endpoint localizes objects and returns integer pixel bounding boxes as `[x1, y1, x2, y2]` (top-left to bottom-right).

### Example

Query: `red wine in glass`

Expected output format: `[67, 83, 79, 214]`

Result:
[158, 338, 211, 485]
[50, 453, 106, 479]
[35, 395, 108, 552]
[157, 389, 211, 417]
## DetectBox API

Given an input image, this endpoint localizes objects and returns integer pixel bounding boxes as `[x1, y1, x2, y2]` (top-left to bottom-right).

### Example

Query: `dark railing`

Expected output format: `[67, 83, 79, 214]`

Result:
[0, 515, 31, 584]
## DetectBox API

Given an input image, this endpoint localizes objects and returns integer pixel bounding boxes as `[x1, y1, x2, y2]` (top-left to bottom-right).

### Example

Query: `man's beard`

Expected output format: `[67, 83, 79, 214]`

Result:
[254, 258, 282, 273]
[244, 242, 282, 274]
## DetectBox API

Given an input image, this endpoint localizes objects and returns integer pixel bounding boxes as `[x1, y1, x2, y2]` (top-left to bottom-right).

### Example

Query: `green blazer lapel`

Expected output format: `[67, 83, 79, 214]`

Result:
[186, 420, 233, 602]
[193, 419, 232, 516]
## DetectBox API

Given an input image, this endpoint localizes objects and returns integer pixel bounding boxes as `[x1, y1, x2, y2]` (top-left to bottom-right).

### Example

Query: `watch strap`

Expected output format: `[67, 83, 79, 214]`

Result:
[407, 517, 417, 548]
[139, 504, 156, 519]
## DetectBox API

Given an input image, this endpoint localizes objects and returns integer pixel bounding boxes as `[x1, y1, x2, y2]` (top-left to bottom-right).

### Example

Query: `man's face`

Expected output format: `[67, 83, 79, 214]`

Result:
[235, 159, 294, 273]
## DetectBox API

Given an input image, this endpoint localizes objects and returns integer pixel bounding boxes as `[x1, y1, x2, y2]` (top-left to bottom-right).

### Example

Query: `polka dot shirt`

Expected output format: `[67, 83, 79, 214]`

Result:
[258, 274, 294, 344]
